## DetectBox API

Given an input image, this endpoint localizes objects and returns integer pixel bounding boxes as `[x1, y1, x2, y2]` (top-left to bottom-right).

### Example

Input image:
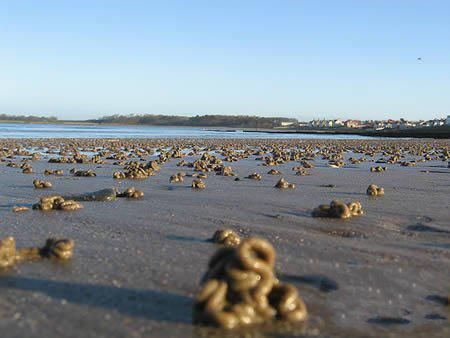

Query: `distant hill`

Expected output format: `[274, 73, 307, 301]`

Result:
[0, 114, 58, 123]
[90, 114, 298, 129]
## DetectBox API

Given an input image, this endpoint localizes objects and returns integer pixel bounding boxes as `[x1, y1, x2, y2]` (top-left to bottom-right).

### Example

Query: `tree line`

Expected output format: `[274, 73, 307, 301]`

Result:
[91, 114, 297, 128]
[0, 114, 58, 122]
[0, 113, 299, 128]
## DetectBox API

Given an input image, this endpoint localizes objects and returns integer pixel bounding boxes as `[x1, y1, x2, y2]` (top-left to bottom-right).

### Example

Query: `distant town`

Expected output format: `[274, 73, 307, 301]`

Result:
[282, 115, 450, 131]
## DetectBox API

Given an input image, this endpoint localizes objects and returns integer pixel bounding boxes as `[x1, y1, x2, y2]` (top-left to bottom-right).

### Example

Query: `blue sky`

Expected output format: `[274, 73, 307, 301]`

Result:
[1, 0, 449, 121]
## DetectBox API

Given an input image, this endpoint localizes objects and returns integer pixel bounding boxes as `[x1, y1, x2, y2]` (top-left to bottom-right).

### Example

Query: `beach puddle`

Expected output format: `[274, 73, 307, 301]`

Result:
[406, 224, 450, 234]
[63, 188, 118, 202]
[367, 316, 411, 325]
[425, 313, 447, 320]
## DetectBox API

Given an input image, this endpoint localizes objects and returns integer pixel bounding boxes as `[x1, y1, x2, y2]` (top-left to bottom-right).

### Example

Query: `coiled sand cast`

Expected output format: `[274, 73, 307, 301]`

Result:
[312, 200, 363, 219]
[0, 237, 74, 268]
[193, 237, 307, 329]
[211, 229, 241, 246]
[366, 184, 385, 196]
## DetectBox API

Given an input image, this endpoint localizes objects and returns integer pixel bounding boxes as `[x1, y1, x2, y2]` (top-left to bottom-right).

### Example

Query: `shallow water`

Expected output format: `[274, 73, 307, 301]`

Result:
[0, 122, 378, 139]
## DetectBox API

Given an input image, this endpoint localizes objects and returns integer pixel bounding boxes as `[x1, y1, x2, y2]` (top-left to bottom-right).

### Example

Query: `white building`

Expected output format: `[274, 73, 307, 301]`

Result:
[280, 121, 295, 127]
[333, 119, 344, 127]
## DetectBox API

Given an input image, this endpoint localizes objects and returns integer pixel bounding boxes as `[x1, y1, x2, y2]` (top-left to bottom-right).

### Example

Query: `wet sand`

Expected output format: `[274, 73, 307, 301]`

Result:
[0, 138, 449, 337]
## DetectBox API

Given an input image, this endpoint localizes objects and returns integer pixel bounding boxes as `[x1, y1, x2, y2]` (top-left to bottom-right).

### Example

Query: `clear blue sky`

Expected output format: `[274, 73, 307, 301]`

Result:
[1, 0, 449, 121]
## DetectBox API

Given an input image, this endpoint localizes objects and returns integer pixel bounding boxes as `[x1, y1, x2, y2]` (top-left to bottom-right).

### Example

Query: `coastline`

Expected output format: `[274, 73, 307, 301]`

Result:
[1, 120, 448, 139]
[241, 126, 450, 139]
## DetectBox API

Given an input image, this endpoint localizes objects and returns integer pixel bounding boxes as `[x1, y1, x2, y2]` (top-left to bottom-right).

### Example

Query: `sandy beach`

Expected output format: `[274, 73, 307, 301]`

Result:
[0, 138, 449, 338]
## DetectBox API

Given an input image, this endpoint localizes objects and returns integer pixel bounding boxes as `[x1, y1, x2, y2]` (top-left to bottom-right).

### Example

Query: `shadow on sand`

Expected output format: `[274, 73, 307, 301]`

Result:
[0, 275, 193, 324]
[279, 273, 339, 293]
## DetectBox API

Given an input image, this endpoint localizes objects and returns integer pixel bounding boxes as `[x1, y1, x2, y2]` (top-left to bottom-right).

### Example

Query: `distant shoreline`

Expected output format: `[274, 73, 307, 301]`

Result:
[240, 126, 450, 139]
[0, 120, 98, 125]
[0, 120, 448, 139]
[206, 126, 450, 139]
